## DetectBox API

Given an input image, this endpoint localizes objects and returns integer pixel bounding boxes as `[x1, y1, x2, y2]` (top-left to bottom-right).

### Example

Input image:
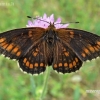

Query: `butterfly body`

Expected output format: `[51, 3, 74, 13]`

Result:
[0, 23, 100, 74]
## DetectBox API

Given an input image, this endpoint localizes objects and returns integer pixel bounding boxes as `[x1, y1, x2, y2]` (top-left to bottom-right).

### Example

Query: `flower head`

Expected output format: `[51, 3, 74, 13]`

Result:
[26, 14, 69, 29]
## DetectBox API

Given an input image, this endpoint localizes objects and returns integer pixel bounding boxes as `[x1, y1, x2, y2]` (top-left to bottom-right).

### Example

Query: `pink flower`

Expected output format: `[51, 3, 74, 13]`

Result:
[26, 14, 69, 29]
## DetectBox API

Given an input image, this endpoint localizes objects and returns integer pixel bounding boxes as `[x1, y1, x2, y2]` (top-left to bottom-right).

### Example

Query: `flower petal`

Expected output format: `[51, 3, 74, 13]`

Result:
[49, 14, 54, 23]
[43, 13, 47, 19]
[61, 24, 69, 28]
[28, 20, 33, 26]
[55, 17, 61, 23]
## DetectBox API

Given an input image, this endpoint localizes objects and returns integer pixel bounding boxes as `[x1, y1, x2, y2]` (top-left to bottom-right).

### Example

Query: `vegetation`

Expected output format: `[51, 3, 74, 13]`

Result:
[0, 0, 100, 100]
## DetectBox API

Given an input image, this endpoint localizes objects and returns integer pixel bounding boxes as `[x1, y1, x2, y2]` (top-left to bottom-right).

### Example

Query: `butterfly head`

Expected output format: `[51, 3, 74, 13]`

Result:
[47, 22, 55, 29]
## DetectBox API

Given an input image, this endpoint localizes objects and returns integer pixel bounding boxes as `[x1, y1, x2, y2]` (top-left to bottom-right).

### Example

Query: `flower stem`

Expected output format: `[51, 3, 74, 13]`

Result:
[40, 66, 51, 100]
[30, 76, 36, 96]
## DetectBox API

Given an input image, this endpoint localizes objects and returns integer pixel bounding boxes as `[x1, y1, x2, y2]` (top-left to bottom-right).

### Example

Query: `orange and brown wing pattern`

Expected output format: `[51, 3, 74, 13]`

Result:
[0, 27, 45, 60]
[53, 41, 82, 73]
[18, 41, 47, 74]
[57, 28, 100, 61]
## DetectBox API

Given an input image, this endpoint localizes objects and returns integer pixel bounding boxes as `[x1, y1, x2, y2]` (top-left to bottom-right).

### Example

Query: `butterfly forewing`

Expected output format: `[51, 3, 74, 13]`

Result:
[0, 27, 45, 60]
[57, 28, 100, 61]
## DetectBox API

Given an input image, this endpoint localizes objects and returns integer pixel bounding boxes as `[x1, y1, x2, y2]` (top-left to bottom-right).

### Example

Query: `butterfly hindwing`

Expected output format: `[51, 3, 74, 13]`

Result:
[0, 27, 45, 60]
[57, 28, 100, 61]
[18, 40, 47, 74]
[53, 40, 82, 73]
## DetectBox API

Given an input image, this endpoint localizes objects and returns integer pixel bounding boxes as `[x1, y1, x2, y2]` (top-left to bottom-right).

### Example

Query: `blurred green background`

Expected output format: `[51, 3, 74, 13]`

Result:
[0, 0, 100, 100]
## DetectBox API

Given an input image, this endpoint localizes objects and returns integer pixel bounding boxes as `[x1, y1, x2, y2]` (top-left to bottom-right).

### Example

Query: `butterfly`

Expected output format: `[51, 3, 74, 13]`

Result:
[0, 22, 100, 75]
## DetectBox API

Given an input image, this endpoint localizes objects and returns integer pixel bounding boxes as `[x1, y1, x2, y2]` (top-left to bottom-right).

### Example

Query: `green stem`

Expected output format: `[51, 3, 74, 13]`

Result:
[40, 66, 51, 100]
[30, 76, 36, 96]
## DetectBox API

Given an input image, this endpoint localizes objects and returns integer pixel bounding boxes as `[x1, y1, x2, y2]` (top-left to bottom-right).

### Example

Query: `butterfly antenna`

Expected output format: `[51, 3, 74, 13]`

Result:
[54, 21, 79, 25]
[27, 16, 50, 24]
